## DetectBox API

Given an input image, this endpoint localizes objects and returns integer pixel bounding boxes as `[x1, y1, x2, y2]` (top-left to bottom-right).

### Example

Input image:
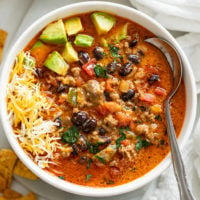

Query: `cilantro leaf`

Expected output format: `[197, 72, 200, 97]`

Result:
[61, 125, 79, 144]
[109, 44, 123, 59]
[86, 174, 92, 182]
[95, 155, 106, 164]
[86, 159, 93, 169]
[135, 136, 151, 151]
[94, 65, 108, 78]
[116, 127, 129, 149]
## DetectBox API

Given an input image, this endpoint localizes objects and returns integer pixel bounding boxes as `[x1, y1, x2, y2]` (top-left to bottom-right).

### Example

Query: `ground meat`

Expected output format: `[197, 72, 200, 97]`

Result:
[71, 67, 81, 77]
[83, 80, 104, 105]
[118, 143, 137, 160]
[104, 114, 118, 127]
[57, 75, 76, 86]
[134, 68, 145, 79]
[135, 124, 149, 134]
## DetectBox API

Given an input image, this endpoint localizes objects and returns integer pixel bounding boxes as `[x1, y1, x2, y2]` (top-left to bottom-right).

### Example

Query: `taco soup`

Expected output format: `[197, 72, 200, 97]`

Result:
[7, 11, 185, 187]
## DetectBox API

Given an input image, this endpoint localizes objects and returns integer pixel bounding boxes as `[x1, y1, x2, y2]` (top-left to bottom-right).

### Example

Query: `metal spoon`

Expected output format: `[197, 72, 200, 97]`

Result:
[145, 37, 195, 200]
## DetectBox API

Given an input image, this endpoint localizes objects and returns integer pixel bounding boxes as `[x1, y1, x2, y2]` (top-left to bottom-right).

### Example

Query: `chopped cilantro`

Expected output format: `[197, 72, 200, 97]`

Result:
[116, 127, 129, 149]
[109, 44, 123, 59]
[61, 125, 79, 144]
[87, 141, 104, 154]
[155, 114, 162, 121]
[135, 136, 151, 151]
[87, 159, 93, 169]
[58, 176, 65, 180]
[94, 65, 108, 78]
[86, 174, 92, 182]
[135, 120, 142, 124]
[139, 106, 147, 111]
[132, 106, 137, 111]
[95, 155, 106, 164]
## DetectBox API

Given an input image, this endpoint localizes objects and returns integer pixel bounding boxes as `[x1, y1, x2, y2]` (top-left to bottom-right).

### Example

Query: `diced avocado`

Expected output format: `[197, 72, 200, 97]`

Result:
[117, 23, 129, 41]
[62, 42, 79, 63]
[64, 17, 83, 36]
[91, 12, 116, 35]
[44, 51, 69, 75]
[31, 41, 44, 50]
[74, 34, 94, 47]
[40, 19, 67, 44]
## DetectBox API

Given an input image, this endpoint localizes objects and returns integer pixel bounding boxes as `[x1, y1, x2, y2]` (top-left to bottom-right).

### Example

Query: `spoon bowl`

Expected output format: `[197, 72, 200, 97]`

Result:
[145, 37, 195, 200]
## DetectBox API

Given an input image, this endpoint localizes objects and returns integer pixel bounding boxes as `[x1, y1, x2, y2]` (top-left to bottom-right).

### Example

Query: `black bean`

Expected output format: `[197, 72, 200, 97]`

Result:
[129, 39, 138, 48]
[127, 54, 140, 64]
[78, 51, 90, 64]
[121, 89, 135, 101]
[98, 127, 107, 136]
[148, 74, 160, 85]
[119, 63, 133, 76]
[56, 83, 68, 93]
[138, 49, 144, 56]
[35, 68, 43, 78]
[82, 118, 97, 133]
[71, 111, 89, 126]
[72, 144, 79, 155]
[93, 46, 104, 60]
[106, 62, 117, 74]
[104, 91, 112, 101]
[79, 156, 87, 164]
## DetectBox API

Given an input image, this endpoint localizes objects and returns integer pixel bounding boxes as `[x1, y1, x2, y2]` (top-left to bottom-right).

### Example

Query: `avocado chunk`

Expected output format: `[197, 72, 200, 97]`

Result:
[44, 51, 69, 75]
[31, 41, 44, 50]
[64, 17, 83, 36]
[40, 19, 67, 44]
[117, 23, 129, 41]
[91, 12, 116, 35]
[74, 34, 94, 47]
[62, 42, 79, 63]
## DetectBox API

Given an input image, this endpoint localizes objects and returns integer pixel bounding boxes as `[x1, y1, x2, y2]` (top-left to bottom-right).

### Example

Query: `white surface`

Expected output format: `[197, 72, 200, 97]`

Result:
[1, 1, 196, 197]
[0, 0, 200, 200]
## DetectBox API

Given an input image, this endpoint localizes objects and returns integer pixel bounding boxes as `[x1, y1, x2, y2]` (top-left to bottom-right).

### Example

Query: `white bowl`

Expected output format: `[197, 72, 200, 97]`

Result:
[0, 1, 197, 197]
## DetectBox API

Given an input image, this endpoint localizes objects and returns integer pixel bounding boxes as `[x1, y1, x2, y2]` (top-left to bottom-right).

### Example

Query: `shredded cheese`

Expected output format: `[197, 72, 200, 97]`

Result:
[7, 51, 62, 168]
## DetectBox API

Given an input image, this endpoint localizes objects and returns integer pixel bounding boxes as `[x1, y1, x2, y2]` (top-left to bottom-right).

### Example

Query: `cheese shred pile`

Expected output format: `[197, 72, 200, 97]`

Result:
[7, 51, 62, 168]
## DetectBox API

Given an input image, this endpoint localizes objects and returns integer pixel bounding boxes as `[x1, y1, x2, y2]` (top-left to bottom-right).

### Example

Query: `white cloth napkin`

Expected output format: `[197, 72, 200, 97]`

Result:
[130, 0, 200, 93]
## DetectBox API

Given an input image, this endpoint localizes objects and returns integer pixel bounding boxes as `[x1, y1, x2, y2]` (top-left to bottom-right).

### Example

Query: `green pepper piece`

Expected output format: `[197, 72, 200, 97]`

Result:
[67, 88, 77, 106]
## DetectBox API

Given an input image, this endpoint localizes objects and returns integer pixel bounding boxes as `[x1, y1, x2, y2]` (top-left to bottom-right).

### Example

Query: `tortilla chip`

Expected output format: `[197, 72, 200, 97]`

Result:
[15, 192, 37, 200]
[13, 160, 38, 180]
[0, 29, 7, 46]
[3, 189, 22, 199]
[0, 176, 7, 192]
[0, 29, 7, 62]
[0, 149, 17, 187]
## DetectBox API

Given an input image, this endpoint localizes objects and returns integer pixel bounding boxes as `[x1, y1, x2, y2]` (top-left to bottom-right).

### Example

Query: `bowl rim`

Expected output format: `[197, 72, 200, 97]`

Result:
[0, 1, 197, 197]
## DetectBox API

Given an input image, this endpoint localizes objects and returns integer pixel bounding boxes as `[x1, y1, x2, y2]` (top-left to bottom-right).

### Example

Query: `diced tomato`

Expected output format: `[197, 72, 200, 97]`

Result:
[121, 139, 130, 146]
[155, 87, 167, 96]
[105, 79, 115, 92]
[96, 104, 110, 116]
[139, 93, 155, 104]
[115, 112, 131, 127]
[82, 58, 96, 76]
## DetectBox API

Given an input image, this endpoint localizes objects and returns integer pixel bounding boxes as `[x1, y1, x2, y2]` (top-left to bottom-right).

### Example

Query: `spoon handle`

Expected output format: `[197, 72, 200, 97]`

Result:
[165, 101, 195, 200]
